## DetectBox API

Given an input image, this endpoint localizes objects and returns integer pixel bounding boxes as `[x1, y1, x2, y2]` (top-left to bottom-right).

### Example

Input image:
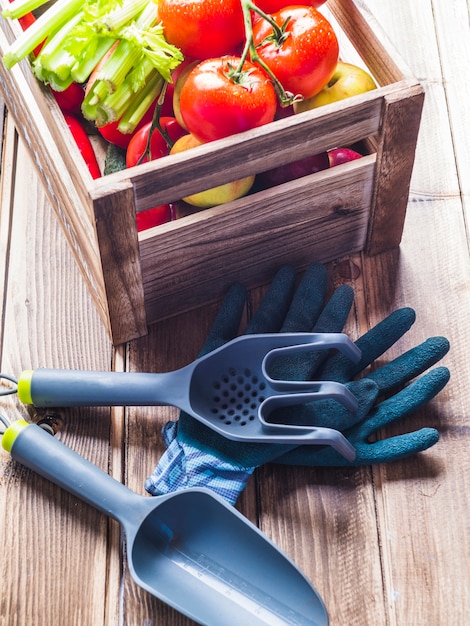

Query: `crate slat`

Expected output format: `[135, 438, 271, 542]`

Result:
[139, 156, 375, 321]
[123, 93, 384, 209]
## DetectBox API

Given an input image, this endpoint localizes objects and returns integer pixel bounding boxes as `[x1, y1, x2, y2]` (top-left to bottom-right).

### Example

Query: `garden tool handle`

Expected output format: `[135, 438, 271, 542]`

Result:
[17, 368, 190, 408]
[1, 421, 144, 522]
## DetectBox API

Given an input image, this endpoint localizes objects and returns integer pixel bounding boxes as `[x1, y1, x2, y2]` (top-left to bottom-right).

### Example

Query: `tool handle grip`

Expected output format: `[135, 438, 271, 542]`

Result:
[3, 421, 140, 522]
[18, 368, 187, 408]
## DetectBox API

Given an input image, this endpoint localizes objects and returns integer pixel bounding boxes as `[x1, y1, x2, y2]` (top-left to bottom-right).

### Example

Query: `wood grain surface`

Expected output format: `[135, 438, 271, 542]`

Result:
[0, 0, 469, 624]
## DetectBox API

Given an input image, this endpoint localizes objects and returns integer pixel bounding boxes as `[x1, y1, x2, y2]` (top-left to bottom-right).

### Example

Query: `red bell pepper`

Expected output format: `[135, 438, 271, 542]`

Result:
[63, 114, 101, 179]
[51, 82, 84, 115]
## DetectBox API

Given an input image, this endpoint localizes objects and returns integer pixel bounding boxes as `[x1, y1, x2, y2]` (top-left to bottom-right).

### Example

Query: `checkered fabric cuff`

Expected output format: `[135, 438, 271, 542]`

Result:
[144, 422, 255, 506]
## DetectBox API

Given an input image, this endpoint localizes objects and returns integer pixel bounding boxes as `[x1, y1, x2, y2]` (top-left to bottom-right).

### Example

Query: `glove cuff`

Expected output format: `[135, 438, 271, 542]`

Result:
[145, 423, 255, 506]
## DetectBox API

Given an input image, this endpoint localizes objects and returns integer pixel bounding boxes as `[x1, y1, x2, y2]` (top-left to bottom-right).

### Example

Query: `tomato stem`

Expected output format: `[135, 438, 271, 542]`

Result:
[237, 0, 303, 107]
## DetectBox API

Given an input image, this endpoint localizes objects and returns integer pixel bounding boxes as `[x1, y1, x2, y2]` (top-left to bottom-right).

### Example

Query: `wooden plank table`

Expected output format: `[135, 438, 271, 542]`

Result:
[0, 0, 469, 624]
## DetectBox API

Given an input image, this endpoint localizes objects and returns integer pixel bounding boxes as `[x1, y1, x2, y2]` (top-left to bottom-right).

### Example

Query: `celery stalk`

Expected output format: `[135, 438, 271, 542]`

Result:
[80, 41, 143, 121]
[117, 71, 164, 134]
[96, 39, 143, 90]
[98, 0, 148, 32]
[96, 68, 163, 130]
[34, 47, 75, 83]
[33, 12, 84, 82]
[2, 0, 53, 20]
[35, 67, 75, 91]
[102, 57, 155, 118]
[3, 0, 84, 69]
[70, 37, 116, 84]
[94, 0, 158, 84]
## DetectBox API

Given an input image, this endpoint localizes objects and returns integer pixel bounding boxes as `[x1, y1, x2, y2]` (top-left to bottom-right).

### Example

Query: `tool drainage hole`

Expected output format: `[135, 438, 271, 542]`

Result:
[224, 418, 252, 426]
[209, 370, 268, 425]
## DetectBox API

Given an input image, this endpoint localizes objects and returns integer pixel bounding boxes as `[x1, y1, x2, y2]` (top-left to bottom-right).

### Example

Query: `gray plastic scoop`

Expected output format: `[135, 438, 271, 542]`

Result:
[3, 420, 329, 626]
[17, 333, 361, 460]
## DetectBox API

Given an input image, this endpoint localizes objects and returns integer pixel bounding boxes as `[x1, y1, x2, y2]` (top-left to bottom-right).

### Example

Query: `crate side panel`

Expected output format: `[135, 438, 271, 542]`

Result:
[91, 182, 148, 344]
[366, 84, 425, 255]
[140, 157, 375, 323]
[0, 27, 110, 333]
[125, 95, 384, 210]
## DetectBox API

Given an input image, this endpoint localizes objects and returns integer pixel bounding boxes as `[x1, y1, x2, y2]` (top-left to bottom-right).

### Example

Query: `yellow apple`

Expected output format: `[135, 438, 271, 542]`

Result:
[170, 134, 255, 208]
[293, 61, 377, 113]
[172, 60, 199, 130]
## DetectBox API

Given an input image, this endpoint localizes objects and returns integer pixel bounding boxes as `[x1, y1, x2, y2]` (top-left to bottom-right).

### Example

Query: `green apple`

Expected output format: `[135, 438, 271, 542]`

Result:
[170, 134, 255, 209]
[293, 61, 377, 113]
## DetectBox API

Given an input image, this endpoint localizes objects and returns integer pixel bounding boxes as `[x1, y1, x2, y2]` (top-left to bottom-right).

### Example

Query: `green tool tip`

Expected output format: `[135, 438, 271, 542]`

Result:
[2, 419, 29, 453]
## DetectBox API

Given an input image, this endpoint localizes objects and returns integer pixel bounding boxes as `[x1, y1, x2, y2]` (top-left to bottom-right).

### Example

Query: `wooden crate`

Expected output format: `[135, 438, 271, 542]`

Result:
[0, 0, 424, 345]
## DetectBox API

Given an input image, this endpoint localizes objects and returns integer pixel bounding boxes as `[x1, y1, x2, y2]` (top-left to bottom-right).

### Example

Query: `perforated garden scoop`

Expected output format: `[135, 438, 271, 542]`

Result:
[1, 419, 329, 626]
[15, 333, 361, 460]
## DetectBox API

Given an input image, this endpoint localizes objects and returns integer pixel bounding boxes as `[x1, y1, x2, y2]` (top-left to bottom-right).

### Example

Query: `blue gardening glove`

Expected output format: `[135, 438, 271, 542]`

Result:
[145, 264, 450, 504]
[145, 263, 370, 503]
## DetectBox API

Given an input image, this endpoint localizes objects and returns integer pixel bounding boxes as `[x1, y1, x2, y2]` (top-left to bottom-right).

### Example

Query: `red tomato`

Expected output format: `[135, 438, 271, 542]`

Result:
[179, 56, 277, 143]
[157, 0, 245, 59]
[98, 98, 175, 149]
[126, 117, 186, 167]
[98, 119, 143, 149]
[126, 118, 184, 232]
[252, 6, 339, 100]
[254, 0, 326, 12]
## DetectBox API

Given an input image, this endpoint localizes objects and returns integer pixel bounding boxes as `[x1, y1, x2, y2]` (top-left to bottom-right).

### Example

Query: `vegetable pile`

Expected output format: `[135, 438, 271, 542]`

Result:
[2, 0, 376, 229]
[3, 0, 183, 133]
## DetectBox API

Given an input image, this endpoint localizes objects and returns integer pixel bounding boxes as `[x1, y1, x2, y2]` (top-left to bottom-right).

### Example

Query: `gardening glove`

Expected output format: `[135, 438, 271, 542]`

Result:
[145, 264, 450, 504]
[145, 263, 367, 503]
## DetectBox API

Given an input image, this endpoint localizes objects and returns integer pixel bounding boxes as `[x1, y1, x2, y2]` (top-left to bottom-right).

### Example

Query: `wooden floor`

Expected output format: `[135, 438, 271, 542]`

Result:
[1, 0, 469, 624]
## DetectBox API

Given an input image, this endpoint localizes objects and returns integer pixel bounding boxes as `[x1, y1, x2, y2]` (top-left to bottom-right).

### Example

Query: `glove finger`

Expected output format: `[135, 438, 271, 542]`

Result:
[352, 366, 450, 439]
[320, 307, 416, 382]
[300, 284, 355, 378]
[244, 265, 297, 334]
[199, 283, 248, 356]
[273, 367, 448, 467]
[367, 336, 450, 394]
[274, 427, 439, 467]
[267, 378, 378, 429]
[278, 263, 328, 332]
[271, 281, 354, 380]
[269, 378, 378, 428]
[310, 284, 354, 333]
[346, 428, 440, 465]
